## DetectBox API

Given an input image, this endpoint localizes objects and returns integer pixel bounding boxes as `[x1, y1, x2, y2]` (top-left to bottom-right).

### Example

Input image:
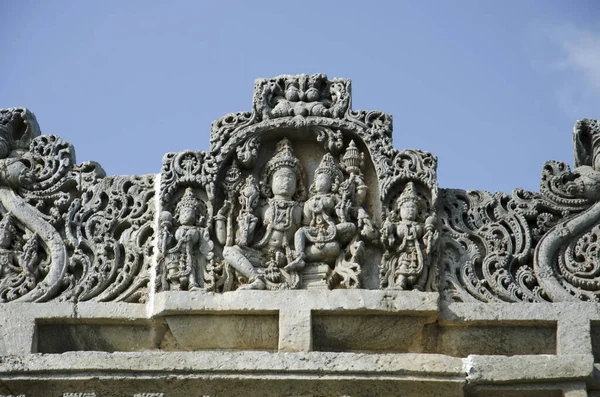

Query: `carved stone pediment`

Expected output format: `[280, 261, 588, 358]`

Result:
[0, 75, 441, 302]
[3, 74, 600, 305]
[5, 75, 600, 397]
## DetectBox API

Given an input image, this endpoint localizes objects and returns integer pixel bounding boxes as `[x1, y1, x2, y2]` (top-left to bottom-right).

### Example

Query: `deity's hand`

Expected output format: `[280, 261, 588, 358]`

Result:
[381, 223, 394, 248]
[423, 227, 438, 255]
[335, 201, 349, 222]
[246, 213, 258, 232]
[216, 200, 232, 219]
[360, 218, 379, 242]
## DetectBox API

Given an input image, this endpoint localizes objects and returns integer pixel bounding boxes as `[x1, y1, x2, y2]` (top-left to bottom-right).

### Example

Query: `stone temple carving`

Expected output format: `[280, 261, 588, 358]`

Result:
[6, 75, 600, 397]
[440, 118, 600, 302]
[381, 181, 438, 291]
[2, 74, 600, 304]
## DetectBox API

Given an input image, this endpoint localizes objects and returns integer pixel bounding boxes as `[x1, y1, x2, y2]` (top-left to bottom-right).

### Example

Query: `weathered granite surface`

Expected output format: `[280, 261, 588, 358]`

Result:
[1, 75, 600, 395]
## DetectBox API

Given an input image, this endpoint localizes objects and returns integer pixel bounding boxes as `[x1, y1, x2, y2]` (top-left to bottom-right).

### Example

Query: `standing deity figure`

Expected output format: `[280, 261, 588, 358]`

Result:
[380, 182, 436, 290]
[165, 187, 213, 291]
[215, 138, 305, 290]
[287, 153, 356, 271]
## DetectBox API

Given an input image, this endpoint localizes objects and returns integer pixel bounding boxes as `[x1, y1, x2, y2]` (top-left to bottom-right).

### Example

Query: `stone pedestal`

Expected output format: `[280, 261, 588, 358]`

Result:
[301, 263, 332, 289]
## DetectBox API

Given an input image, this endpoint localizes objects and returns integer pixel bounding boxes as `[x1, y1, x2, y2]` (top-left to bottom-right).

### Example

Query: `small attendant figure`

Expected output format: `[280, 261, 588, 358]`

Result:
[167, 188, 213, 291]
[380, 182, 435, 290]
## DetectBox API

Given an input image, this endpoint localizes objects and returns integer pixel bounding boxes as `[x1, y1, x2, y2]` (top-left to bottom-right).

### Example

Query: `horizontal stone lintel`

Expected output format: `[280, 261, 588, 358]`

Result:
[0, 351, 464, 379]
[151, 290, 441, 316]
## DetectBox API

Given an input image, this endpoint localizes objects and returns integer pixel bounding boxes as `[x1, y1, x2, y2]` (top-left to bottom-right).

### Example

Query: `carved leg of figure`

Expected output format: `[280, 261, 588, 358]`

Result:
[336, 222, 357, 245]
[398, 262, 410, 290]
[397, 274, 408, 290]
[407, 275, 417, 288]
[188, 267, 202, 291]
[223, 246, 265, 290]
[414, 266, 428, 291]
[285, 228, 307, 272]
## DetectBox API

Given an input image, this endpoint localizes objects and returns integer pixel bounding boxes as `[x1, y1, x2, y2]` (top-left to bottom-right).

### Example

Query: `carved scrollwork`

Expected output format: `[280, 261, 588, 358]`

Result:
[533, 119, 600, 301]
[439, 189, 549, 302]
[210, 112, 255, 157]
[63, 175, 155, 302]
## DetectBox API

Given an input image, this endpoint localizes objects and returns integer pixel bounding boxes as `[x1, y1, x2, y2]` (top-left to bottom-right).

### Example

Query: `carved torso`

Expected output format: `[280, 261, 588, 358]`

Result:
[256, 199, 302, 250]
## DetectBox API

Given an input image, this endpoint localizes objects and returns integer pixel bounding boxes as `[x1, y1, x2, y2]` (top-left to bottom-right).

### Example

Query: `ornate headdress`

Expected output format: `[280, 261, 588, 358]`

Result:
[397, 182, 420, 207]
[264, 139, 301, 179]
[176, 187, 200, 214]
[261, 138, 306, 200]
[314, 153, 343, 183]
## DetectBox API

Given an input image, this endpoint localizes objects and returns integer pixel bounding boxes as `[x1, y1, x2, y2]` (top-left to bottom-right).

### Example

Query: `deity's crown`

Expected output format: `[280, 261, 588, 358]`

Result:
[315, 153, 343, 182]
[176, 187, 200, 213]
[265, 138, 301, 178]
[397, 182, 419, 206]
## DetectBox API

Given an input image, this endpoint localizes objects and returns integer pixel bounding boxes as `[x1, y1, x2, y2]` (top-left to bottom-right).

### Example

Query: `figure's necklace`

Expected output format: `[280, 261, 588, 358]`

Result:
[269, 199, 296, 230]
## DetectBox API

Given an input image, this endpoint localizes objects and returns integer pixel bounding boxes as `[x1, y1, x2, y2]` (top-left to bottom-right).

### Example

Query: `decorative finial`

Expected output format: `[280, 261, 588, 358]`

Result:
[341, 140, 364, 175]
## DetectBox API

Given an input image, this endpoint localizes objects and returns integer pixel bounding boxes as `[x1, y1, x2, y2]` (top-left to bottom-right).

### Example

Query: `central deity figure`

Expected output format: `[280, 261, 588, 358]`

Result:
[215, 138, 305, 290]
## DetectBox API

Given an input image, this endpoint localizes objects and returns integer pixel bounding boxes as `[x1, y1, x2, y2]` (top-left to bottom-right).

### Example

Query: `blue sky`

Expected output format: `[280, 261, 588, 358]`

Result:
[2, 1, 600, 193]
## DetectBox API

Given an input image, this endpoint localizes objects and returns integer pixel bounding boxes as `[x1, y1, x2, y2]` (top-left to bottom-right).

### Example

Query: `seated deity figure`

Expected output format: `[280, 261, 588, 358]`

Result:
[286, 153, 356, 271]
[380, 182, 435, 290]
[166, 187, 213, 291]
[215, 138, 305, 290]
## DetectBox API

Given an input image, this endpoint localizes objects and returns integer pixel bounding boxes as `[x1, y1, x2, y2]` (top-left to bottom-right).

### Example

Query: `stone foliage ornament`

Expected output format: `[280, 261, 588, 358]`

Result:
[0, 108, 152, 302]
[7, 74, 600, 303]
[439, 118, 600, 302]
